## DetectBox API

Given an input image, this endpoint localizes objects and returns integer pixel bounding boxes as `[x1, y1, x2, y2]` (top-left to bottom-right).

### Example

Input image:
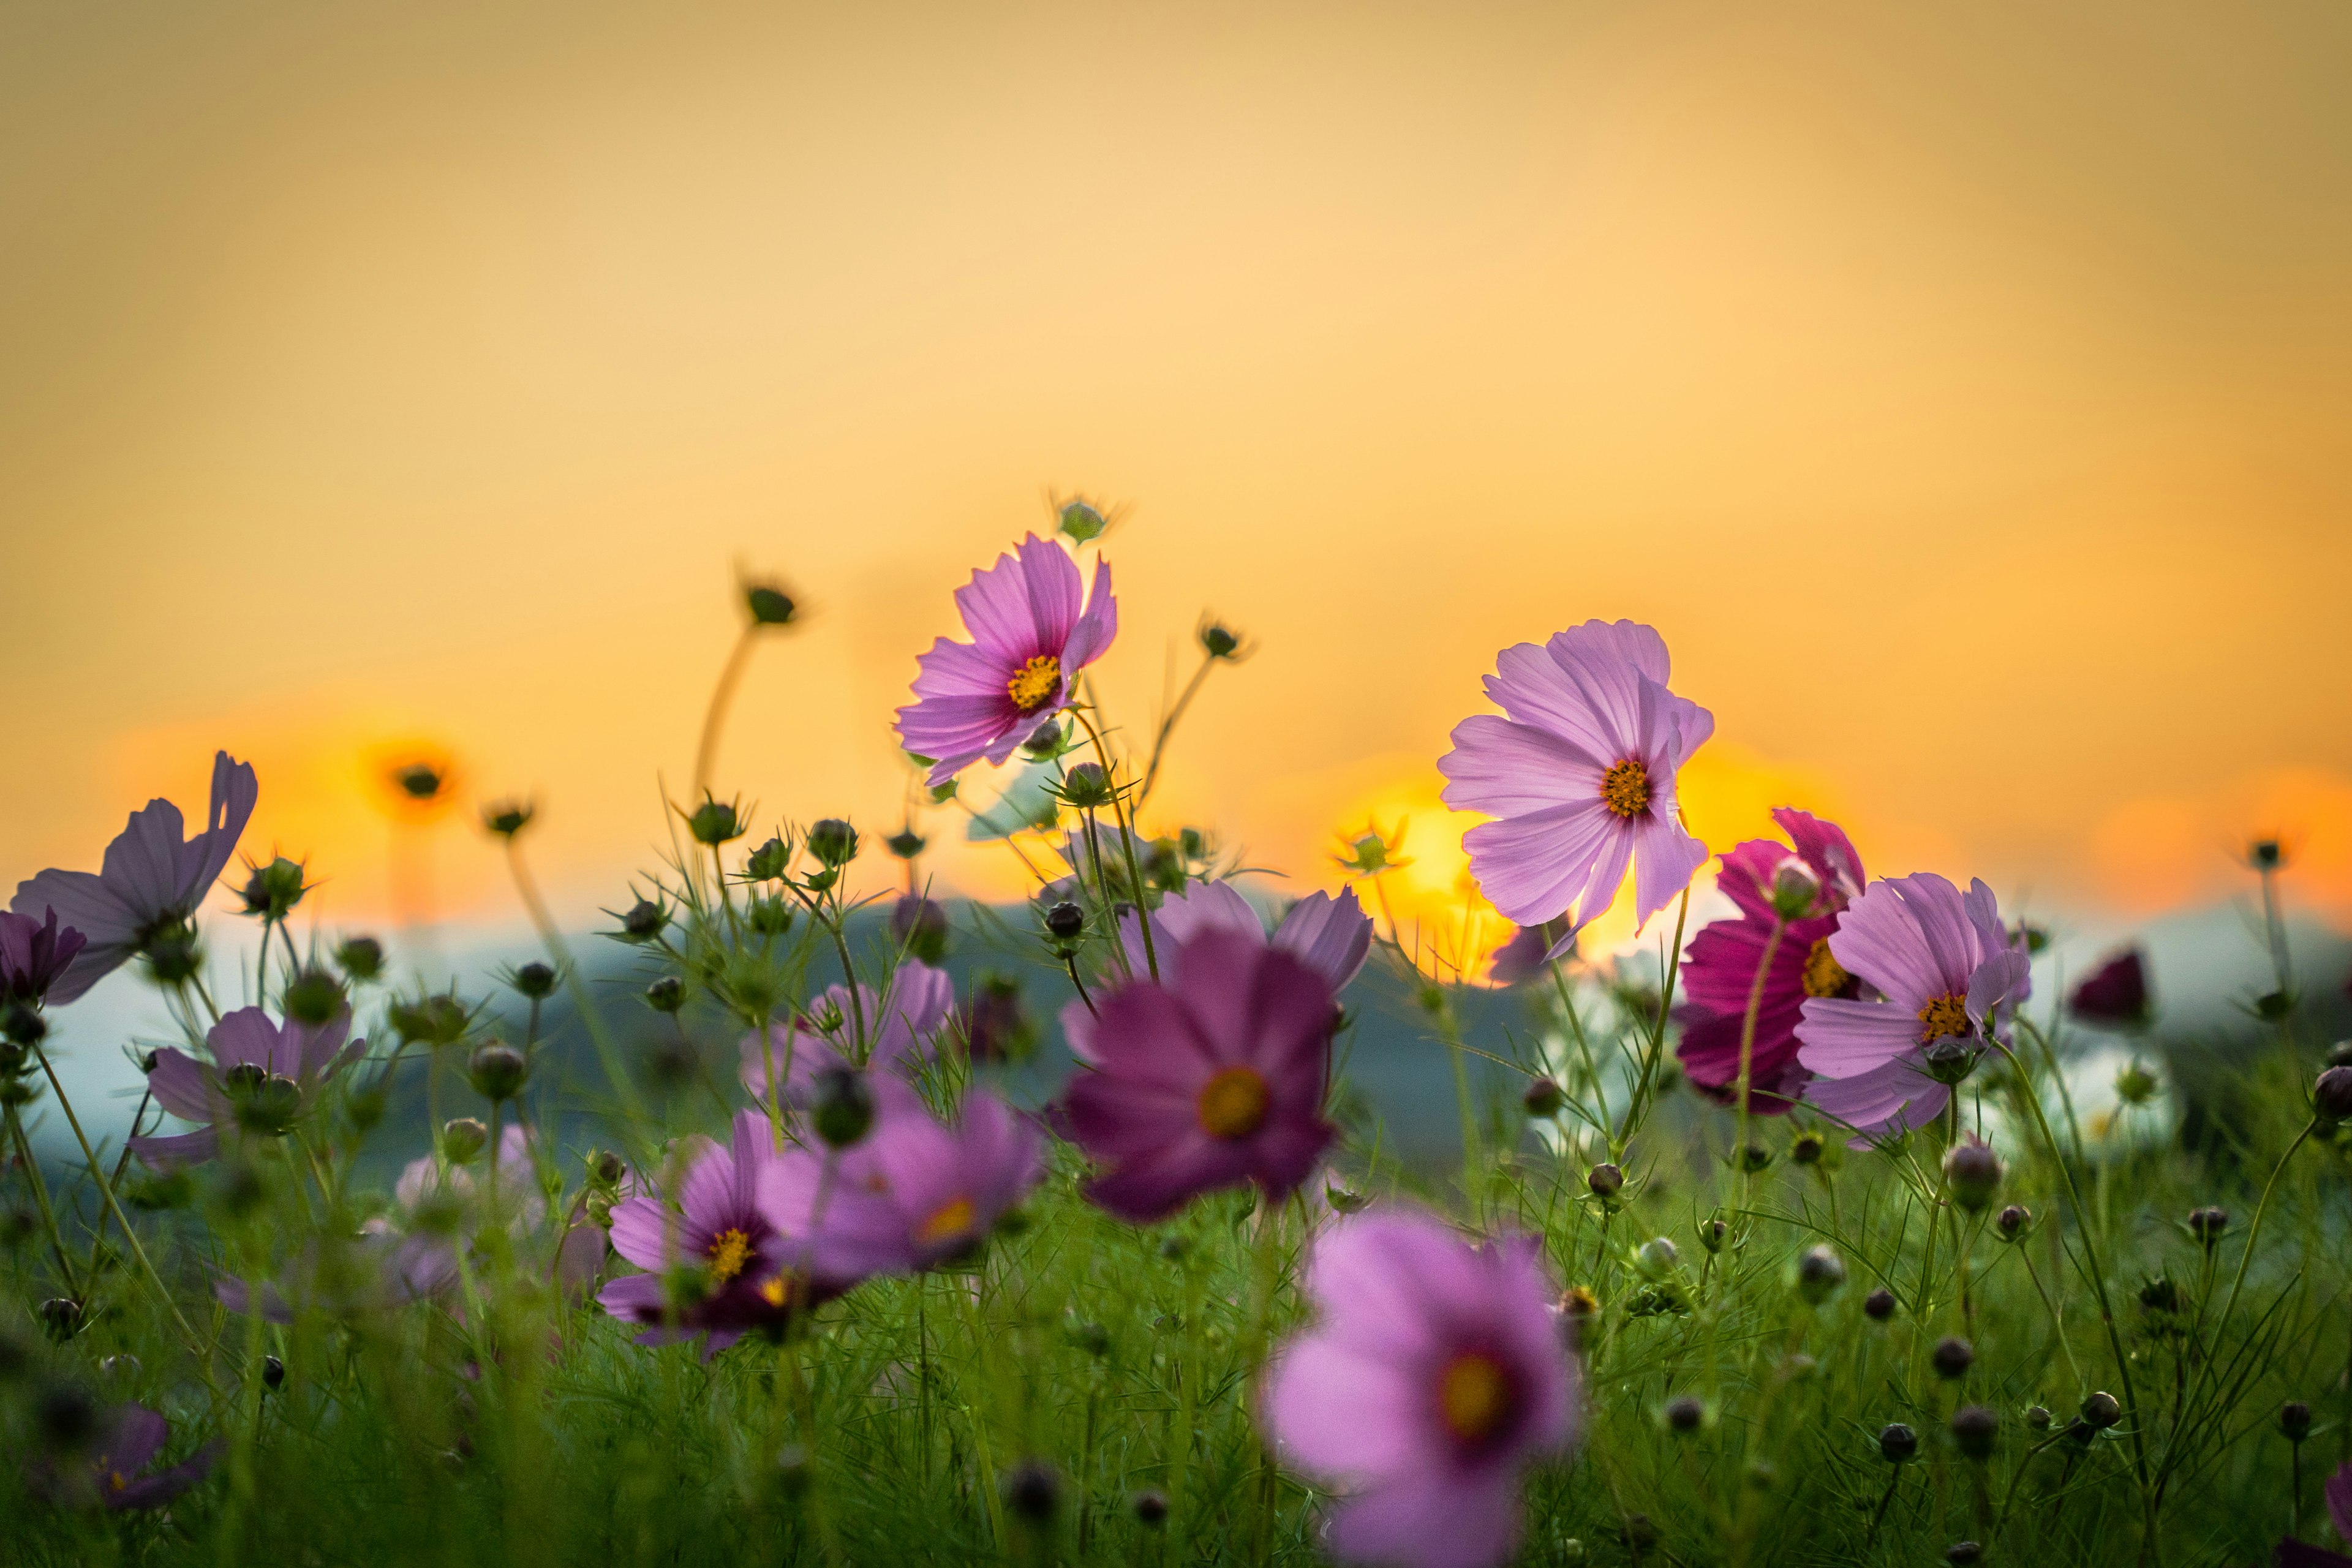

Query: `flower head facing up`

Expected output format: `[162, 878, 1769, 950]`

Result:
[737, 960, 954, 1107]
[1262, 1209, 1580, 1568]
[0, 908, 88, 1007]
[598, 1110, 813, 1352]
[12, 750, 257, 1004]
[1439, 622, 1713, 944]
[131, 1006, 364, 1169]
[894, 535, 1117, 787]
[1794, 873, 2034, 1142]
[1676, 809, 1865, 1115]
[29, 1402, 221, 1512]
[1060, 929, 1337, 1223]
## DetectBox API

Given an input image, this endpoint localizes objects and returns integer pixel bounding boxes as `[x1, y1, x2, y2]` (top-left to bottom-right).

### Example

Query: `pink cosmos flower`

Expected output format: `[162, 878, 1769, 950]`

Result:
[1262, 1209, 1580, 1568]
[1060, 929, 1336, 1223]
[2275, 1462, 2352, 1567]
[894, 535, 1117, 787]
[1439, 622, 1712, 945]
[1675, 809, 1865, 1115]
[737, 961, 955, 1105]
[1795, 873, 2034, 1140]
[1071, 881, 1372, 1062]
[132, 1006, 365, 1168]
[28, 1403, 221, 1512]
[12, 750, 257, 1004]
[0, 908, 87, 1006]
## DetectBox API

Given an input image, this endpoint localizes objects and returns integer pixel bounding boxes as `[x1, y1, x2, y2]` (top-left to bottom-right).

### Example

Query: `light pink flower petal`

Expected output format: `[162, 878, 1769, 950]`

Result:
[1795, 997, 1921, 1077]
[1461, 801, 1621, 927]
[1826, 881, 1944, 1011]
[1061, 556, 1118, 673]
[1322, 1468, 1525, 1568]
[1438, 715, 1605, 816]
[1803, 1054, 1950, 1143]
[1272, 888, 1373, 993]
[1264, 1337, 1429, 1477]
[1628, 812, 1709, 933]
[144, 1048, 216, 1122]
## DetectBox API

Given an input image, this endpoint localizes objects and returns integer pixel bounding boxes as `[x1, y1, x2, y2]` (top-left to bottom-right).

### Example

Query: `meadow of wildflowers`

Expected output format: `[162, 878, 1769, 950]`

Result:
[3, 513, 2350, 1568]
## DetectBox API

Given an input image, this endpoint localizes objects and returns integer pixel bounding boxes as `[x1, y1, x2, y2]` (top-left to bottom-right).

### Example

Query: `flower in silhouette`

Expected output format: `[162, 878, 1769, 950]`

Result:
[1675, 809, 1865, 1115]
[2068, 947, 2152, 1031]
[0, 908, 88, 1006]
[1262, 1208, 1580, 1568]
[29, 1403, 221, 1512]
[738, 961, 955, 1106]
[1060, 929, 1336, 1223]
[1439, 622, 1712, 945]
[1795, 873, 2032, 1140]
[894, 535, 1118, 786]
[131, 1006, 365, 1168]
[12, 750, 257, 1003]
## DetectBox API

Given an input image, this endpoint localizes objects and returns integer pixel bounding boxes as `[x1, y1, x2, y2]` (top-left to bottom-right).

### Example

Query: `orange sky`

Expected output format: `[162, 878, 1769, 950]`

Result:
[4, 1, 2350, 947]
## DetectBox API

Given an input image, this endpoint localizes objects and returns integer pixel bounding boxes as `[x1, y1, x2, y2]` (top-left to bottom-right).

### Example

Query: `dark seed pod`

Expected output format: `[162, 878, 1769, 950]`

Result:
[1863, 1286, 1899, 1322]
[1931, 1336, 1974, 1380]
[2080, 1391, 2122, 1430]
[1002, 1459, 1060, 1523]
[1950, 1404, 1997, 1461]
[1879, 1423, 1918, 1463]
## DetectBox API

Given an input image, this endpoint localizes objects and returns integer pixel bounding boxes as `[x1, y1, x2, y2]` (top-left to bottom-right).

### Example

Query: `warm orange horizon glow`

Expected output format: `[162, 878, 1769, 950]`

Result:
[5, 3, 2350, 945]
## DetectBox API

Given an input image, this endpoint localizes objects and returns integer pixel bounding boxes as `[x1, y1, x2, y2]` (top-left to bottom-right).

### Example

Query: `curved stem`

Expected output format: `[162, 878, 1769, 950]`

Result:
[1733, 916, 1787, 1200]
[693, 625, 760, 802]
[505, 838, 650, 1136]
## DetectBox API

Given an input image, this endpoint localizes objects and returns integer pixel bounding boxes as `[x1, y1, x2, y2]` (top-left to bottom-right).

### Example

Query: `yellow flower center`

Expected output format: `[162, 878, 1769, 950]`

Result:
[1196, 1066, 1271, 1140]
[706, 1227, 753, 1286]
[916, 1195, 978, 1247]
[1801, 938, 1852, 1000]
[1917, 991, 1970, 1044]
[758, 1275, 793, 1308]
[1439, 1351, 1513, 1444]
[1599, 758, 1651, 819]
[1007, 654, 1063, 713]
[108, 1471, 129, 1493]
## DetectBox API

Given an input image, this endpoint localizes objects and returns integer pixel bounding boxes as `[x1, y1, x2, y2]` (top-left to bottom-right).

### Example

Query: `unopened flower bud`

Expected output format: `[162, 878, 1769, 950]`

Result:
[687, 797, 744, 846]
[1790, 1129, 1826, 1166]
[1736, 1142, 1773, 1174]
[233, 1072, 303, 1136]
[141, 924, 203, 984]
[2114, 1060, 2160, 1106]
[335, 935, 385, 982]
[2188, 1206, 2228, 1247]
[1056, 497, 1109, 543]
[587, 1150, 625, 1189]
[1199, 620, 1243, 660]
[239, 856, 309, 920]
[886, 828, 926, 861]
[442, 1118, 489, 1164]
[748, 896, 793, 936]
[1946, 1544, 1983, 1566]
[1003, 1458, 1060, 1522]
[1942, 1137, 2003, 1212]
[1586, 1163, 1625, 1201]
[1324, 1183, 1368, 1214]
[2282, 1401, 2313, 1441]
[511, 962, 558, 1000]
[1695, 1216, 1729, 1254]
[1921, 1036, 1977, 1085]
[1044, 901, 1085, 944]
[2316, 1066, 2352, 1122]
[1768, 856, 1823, 921]
[467, 1043, 529, 1102]
[1995, 1204, 2032, 1242]
[1931, 1336, 1975, 1379]
[1522, 1077, 1564, 1118]
[1131, 1489, 1169, 1526]
[1059, 764, 1114, 809]
[2079, 1390, 2121, 1430]
[282, 967, 347, 1026]
[1879, 1422, 1918, 1463]
[1795, 1245, 1846, 1305]
[2251, 838, 2283, 870]
[1664, 1395, 1705, 1434]
[644, 976, 686, 1014]
[1951, 1404, 1997, 1460]
[812, 1067, 875, 1149]
[262, 1354, 285, 1390]
[1635, 1237, 1679, 1279]
[4, 1005, 48, 1047]
[481, 800, 535, 839]
[617, 900, 668, 943]
[806, 819, 859, 867]
[39, 1299, 85, 1344]
[745, 582, 798, 627]
[745, 837, 791, 881]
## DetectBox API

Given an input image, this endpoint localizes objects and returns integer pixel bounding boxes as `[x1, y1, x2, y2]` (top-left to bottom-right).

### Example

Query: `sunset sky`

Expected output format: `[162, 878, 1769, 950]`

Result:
[6, 1, 2351, 957]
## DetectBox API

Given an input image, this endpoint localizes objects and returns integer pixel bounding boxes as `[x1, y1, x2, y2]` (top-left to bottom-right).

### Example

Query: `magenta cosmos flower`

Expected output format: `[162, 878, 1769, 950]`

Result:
[1675, 809, 1865, 1115]
[132, 1006, 364, 1168]
[1060, 929, 1336, 1223]
[2275, 1462, 2352, 1567]
[772, 1077, 1044, 1281]
[29, 1403, 221, 1512]
[1072, 882, 1372, 1062]
[599, 1110, 815, 1351]
[1262, 1209, 1580, 1568]
[2068, 946, 2152, 1031]
[737, 960, 954, 1106]
[1795, 873, 2033, 1139]
[1439, 622, 1712, 944]
[12, 750, 257, 1004]
[0, 908, 87, 1006]
[894, 534, 1117, 786]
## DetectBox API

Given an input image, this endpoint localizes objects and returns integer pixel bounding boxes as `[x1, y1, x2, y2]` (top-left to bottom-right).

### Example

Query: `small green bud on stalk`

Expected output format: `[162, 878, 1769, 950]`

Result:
[1586, 1163, 1624, 1201]
[1950, 1404, 1997, 1461]
[1663, 1395, 1705, 1434]
[1795, 1245, 1846, 1305]
[1942, 1136, 2003, 1212]
[510, 962, 558, 1000]
[2281, 1400, 2313, 1441]
[2315, 1066, 2352, 1123]
[1879, 1423, 1918, 1463]
[239, 856, 310, 921]
[467, 1042, 529, 1102]
[812, 1067, 875, 1149]
[442, 1118, 489, 1164]
[481, 800, 535, 839]
[687, 797, 745, 846]
[745, 837, 791, 881]
[335, 935, 385, 982]
[806, 819, 859, 867]
[2080, 1390, 2122, 1430]
[1931, 1336, 1975, 1380]
[644, 976, 686, 1014]
[1521, 1076, 1564, 1118]
[282, 967, 347, 1026]
[1634, 1237, 1679, 1280]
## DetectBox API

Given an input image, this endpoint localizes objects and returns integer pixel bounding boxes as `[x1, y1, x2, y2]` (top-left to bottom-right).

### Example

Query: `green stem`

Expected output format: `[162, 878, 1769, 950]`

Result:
[7, 1104, 81, 1298]
[693, 623, 760, 802]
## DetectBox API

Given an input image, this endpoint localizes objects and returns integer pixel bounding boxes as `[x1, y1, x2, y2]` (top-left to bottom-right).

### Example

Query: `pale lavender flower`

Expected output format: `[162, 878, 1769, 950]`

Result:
[132, 1005, 364, 1168]
[737, 960, 954, 1104]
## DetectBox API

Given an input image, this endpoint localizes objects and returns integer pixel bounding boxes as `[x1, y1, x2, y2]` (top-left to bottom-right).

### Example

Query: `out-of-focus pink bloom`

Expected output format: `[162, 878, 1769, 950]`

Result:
[1676, 809, 1865, 1115]
[132, 1006, 364, 1168]
[28, 1404, 221, 1512]
[1262, 1209, 1580, 1568]
[1483, 923, 1563, 988]
[893, 535, 1117, 786]
[2274, 1462, 2352, 1566]
[2068, 947, 2151, 1031]
[737, 962, 954, 1104]
[1060, 930, 1336, 1223]
[1796, 873, 2032, 1140]
[1440, 622, 1711, 946]
[12, 750, 257, 1003]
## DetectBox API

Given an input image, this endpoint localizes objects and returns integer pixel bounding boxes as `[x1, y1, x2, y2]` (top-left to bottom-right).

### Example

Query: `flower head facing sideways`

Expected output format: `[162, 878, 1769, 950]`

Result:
[1262, 1208, 1580, 1568]
[1675, 809, 1864, 1115]
[1060, 929, 1337, 1223]
[12, 750, 257, 1004]
[29, 1403, 221, 1512]
[132, 1006, 365, 1168]
[1795, 873, 2033, 1142]
[1439, 622, 1712, 949]
[894, 534, 1117, 787]
[0, 907, 88, 1007]
[738, 960, 954, 1107]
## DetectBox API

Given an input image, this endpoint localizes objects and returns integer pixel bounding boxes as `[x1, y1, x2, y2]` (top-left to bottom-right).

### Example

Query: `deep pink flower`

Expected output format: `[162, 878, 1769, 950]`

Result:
[2275, 1462, 2352, 1566]
[29, 1403, 221, 1512]
[1262, 1209, 1580, 1568]
[737, 961, 954, 1106]
[1059, 929, 1336, 1223]
[0, 908, 87, 1006]
[12, 750, 257, 1004]
[1796, 873, 2033, 1140]
[1073, 882, 1371, 1063]
[1675, 809, 1865, 1115]
[1439, 622, 1712, 943]
[598, 1110, 816, 1352]
[894, 535, 1117, 787]
[132, 1006, 364, 1168]
[2068, 947, 2151, 1030]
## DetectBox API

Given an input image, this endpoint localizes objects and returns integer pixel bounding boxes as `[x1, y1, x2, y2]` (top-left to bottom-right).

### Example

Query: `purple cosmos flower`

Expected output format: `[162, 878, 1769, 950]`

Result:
[771, 1077, 1044, 1280]
[1439, 621, 1713, 944]
[894, 534, 1117, 786]
[1262, 1208, 1580, 1568]
[1795, 874, 2034, 1140]
[737, 960, 954, 1106]
[30, 1403, 221, 1512]
[2275, 1463, 2352, 1567]
[2068, 946, 2152, 1031]
[0, 908, 87, 1006]
[1675, 809, 1865, 1115]
[1072, 882, 1373, 1063]
[1060, 929, 1336, 1223]
[375, 1125, 550, 1300]
[599, 1110, 814, 1352]
[12, 750, 257, 1004]
[132, 1005, 365, 1168]
[1483, 922, 1564, 988]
